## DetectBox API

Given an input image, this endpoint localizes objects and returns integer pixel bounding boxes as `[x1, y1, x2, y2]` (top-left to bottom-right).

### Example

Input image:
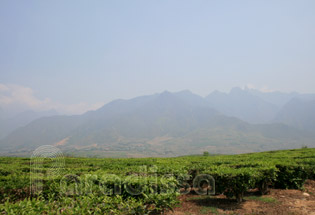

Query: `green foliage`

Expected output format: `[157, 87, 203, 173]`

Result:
[203, 151, 209, 156]
[274, 164, 307, 189]
[1, 148, 315, 213]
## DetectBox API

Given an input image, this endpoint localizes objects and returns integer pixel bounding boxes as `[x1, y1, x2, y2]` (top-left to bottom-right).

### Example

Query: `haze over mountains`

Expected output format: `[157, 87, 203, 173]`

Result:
[0, 109, 58, 140]
[1, 87, 315, 157]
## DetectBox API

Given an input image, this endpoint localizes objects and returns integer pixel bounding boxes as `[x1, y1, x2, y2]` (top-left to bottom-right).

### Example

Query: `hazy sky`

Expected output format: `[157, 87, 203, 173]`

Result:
[1, 0, 315, 114]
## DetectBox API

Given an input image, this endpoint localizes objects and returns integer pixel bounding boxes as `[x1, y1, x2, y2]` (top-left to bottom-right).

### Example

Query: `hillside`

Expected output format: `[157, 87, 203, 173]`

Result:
[1, 90, 315, 157]
[274, 98, 315, 132]
[206, 87, 279, 123]
[0, 109, 58, 139]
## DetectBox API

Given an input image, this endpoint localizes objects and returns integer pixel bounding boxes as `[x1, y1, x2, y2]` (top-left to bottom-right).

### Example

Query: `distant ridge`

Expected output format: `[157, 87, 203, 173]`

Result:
[1, 89, 315, 157]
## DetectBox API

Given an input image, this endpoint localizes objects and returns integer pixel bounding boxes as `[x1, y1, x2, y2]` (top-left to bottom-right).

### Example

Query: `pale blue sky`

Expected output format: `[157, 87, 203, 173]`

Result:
[1, 0, 315, 113]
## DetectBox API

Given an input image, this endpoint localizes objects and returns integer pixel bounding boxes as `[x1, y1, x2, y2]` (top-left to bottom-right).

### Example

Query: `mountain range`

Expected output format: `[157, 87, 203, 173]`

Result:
[0, 109, 58, 140]
[1, 87, 314, 157]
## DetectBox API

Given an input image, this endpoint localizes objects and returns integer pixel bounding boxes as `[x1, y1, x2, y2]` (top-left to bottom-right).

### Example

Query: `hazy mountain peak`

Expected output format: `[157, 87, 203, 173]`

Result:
[0, 109, 60, 139]
[157, 91, 176, 101]
[207, 90, 226, 97]
[230, 87, 248, 95]
[206, 87, 279, 123]
[1, 89, 315, 156]
[274, 97, 315, 132]
[175, 89, 193, 95]
[160, 90, 172, 96]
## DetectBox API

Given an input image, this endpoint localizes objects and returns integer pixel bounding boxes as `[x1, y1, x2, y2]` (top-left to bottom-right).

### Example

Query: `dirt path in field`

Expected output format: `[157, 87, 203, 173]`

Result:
[168, 180, 315, 215]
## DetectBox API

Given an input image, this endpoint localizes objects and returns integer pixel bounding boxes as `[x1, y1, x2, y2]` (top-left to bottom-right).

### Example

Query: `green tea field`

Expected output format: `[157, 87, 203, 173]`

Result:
[1, 148, 315, 214]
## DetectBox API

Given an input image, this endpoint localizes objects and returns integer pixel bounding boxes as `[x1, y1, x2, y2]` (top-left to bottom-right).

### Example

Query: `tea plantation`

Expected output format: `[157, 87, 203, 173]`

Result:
[1, 148, 315, 214]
